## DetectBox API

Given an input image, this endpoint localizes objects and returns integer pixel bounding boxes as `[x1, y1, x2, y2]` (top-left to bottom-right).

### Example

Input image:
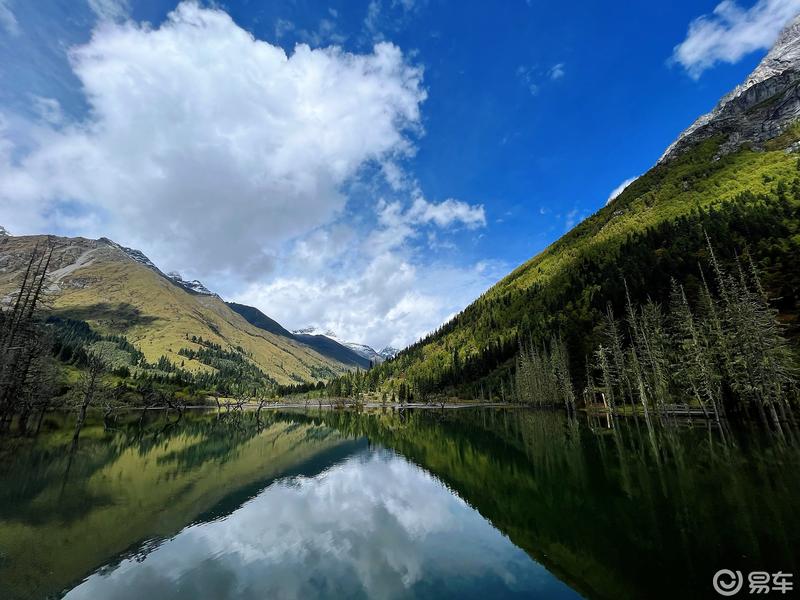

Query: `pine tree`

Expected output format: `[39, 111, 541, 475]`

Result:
[668, 279, 723, 425]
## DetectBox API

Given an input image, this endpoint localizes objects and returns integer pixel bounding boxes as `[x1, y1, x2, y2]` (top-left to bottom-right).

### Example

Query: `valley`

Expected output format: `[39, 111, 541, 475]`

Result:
[1, 3, 800, 599]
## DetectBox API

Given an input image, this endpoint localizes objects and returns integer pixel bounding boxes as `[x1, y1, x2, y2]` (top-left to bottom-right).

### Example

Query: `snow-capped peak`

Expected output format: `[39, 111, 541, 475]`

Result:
[379, 346, 399, 360]
[167, 271, 216, 296]
[293, 326, 339, 339]
[292, 326, 393, 363]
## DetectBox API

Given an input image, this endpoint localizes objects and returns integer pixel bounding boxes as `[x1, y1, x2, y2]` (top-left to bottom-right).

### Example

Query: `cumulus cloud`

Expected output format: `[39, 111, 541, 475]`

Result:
[0, 2, 427, 279]
[672, 0, 800, 78]
[0, 1, 492, 350]
[0, 0, 19, 36]
[369, 196, 485, 252]
[236, 259, 500, 350]
[234, 197, 497, 350]
[606, 175, 639, 205]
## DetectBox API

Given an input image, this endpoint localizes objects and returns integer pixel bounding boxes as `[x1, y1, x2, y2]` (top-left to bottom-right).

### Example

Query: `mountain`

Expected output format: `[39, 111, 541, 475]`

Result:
[0, 233, 354, 385]
[660, 16, 800, 164]
[101, 237, 218, 297]
[292, 333, 373, 370]
[166, 272, 216, 296]
[228, 304, 371, 370]
[379, 346, 400, 360]
[372, 17, 800, 395]
[291, 327, 390, 364]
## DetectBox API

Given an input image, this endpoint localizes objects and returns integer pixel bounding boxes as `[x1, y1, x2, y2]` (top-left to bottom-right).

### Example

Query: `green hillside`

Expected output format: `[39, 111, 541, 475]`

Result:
[370, 132, 800, 398]
[0, 234, 352, 387]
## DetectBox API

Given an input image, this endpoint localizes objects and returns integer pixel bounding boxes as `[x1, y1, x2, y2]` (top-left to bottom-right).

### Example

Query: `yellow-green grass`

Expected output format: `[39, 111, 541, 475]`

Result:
[0, 235, 350, 384]
[496, 138, 798, 295]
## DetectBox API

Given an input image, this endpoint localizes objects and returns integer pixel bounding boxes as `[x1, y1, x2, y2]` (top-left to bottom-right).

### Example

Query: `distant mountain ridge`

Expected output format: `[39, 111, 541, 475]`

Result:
[291, 326, 399, 363]
[227, 304, 372, 370]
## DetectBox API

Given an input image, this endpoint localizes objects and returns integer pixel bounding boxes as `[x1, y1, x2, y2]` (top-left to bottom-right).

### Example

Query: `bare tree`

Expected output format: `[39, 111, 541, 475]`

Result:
[71, 349, 108, 444]
[0, 240, 56, 433]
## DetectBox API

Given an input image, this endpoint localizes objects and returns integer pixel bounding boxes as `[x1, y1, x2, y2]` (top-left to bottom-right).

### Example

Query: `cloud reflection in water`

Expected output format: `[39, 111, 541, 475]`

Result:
[65, 449, 578, 599]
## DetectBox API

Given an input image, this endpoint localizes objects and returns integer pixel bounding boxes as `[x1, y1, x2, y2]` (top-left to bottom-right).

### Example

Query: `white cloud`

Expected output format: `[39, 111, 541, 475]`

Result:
[370, 196, 485, 250]
[672, 0, 800, 78]
[0, 0, 19, 36]
[0, 2, 427, 280]
[273, 17, 295, 39]
[31, 96, 64, 125]
[408, 197, 486, 228]
[516, 66, 539, 96]
[393, 0, 419, 10]
[549, 63, 565, 80]
[0, 1, 493, 351]
[564, 208, 579, 230]
[274, 16, 348, 47]
[365, 0, 383, 39]
[606, 175, 639, 205]
[234, 197, 496, 350]
[517, 62, 565, 95]
[363, 0, 422, 42]
[87, 0, 130, 22]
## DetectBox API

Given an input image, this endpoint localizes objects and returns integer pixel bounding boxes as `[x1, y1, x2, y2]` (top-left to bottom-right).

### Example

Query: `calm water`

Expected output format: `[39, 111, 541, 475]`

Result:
[0, 409, 798, 599]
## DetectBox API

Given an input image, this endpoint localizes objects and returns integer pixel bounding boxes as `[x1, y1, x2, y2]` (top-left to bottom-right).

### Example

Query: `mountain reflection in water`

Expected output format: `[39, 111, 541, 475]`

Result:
[66, 448, 570, 599]
[0, 408, 798, 600]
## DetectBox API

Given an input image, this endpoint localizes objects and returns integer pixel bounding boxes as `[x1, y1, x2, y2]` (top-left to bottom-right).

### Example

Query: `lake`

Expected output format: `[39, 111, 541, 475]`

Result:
[0, 408, 798, 599]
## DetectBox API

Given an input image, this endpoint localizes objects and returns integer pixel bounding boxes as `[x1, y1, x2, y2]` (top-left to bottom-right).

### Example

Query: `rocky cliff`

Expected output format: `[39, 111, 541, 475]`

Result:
[661, 14, 800, 163]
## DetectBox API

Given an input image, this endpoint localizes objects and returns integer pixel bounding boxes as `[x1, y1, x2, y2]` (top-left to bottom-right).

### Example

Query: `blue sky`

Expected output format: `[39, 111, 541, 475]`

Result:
[0, 0, 796, 348]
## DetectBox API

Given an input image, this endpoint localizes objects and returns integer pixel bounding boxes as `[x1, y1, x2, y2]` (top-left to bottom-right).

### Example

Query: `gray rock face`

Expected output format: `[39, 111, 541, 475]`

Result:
[660, 14, 800, 164]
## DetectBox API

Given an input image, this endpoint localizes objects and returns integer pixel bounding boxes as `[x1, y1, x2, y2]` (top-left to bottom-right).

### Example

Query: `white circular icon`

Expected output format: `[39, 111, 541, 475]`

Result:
[713, 569, 744, 596]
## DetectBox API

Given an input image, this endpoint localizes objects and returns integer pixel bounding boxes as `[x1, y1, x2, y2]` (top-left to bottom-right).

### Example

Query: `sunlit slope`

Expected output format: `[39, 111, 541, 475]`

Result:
[499, 142, 796, 293]
[385, 19, 800, 392]
[0, 234, 350, 384]
[385, 133, 800, 390]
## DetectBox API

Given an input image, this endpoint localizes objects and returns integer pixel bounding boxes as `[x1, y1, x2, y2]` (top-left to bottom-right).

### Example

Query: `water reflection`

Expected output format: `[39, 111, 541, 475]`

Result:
[0, 408, 798, 600]
[65, 449, 574, 599]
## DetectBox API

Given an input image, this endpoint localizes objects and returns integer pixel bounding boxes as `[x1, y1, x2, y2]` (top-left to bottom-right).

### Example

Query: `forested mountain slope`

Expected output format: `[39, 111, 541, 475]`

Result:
[0, 234, 352, 385]
[374, 18, 800, 397]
